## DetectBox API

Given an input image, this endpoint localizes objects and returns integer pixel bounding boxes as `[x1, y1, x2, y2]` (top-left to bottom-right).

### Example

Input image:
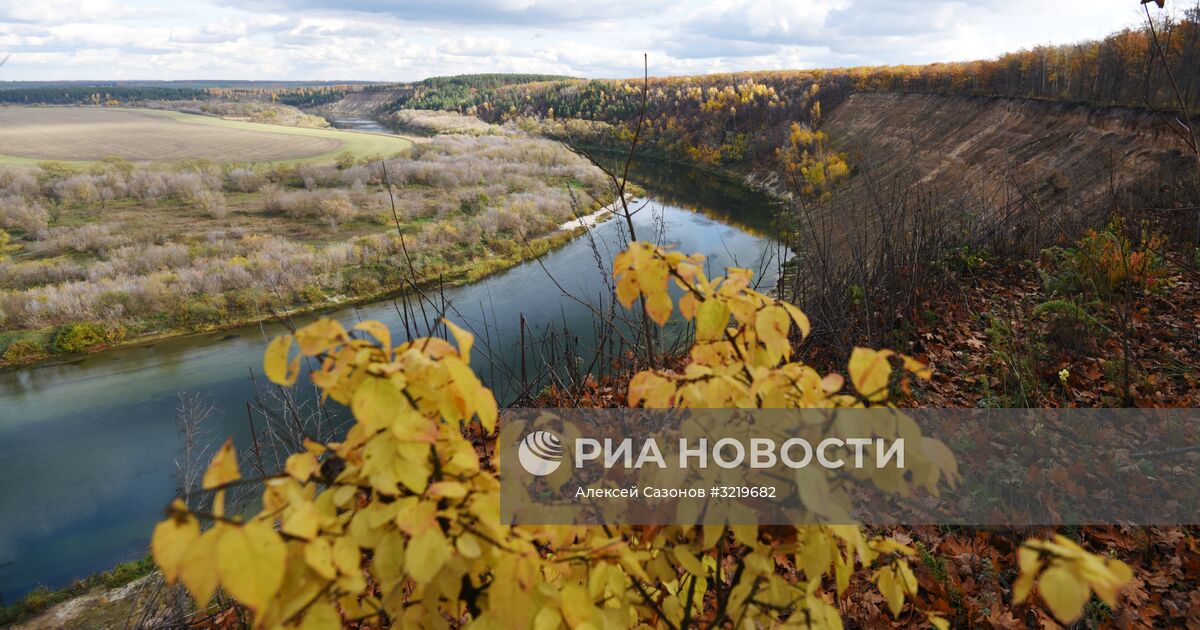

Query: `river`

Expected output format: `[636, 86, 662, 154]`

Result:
[0, 141, 785, 602]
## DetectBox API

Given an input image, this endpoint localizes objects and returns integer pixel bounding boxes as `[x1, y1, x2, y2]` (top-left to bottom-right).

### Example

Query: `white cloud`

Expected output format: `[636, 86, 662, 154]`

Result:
[170, 19, 248, 44]
[0, 0, 148, 23]
[0, 0, 1152, 81]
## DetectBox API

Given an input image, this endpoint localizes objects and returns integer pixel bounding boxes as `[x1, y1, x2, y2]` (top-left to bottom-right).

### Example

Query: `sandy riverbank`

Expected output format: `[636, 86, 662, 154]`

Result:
[557, 195, 634, 231]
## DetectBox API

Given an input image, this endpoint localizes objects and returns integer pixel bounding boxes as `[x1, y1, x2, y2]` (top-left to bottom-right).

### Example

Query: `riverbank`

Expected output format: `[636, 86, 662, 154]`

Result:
[555, 194, 631, 231]
[0, 558, 158, 628]
[0, 216, 604, 373]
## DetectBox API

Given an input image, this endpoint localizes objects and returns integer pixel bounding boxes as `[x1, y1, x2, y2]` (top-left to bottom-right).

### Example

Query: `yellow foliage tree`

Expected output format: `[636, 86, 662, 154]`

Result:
[152, 242, 1130, 628]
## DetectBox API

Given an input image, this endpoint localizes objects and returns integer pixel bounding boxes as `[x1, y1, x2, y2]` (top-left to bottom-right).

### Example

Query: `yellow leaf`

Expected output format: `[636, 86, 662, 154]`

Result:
[216, 520, 287, 613]
[406, 526, 451, 584]
[848, 347, 894, 402]
[896, 560, 917, 595]
[559, 583, 595, 629]
[151, 511, 199, 583]
[533, 606, 563, 630]
[443, 318, 474, 364]
[645, 288, 673, 325]
[901, 354, 932, 379]
[476, 387, 498, 433]
[781, 301, 811, 338]
[300, 600, 342, 630]
[455, 533, 482, 559]
[928, 612, 950, 630]
[755, 305, 791, 362]
[373, 531, 406, 587]
[180, 526, 223, 606]
[1013, 546, 1042, 603]
[731, 524, 758, 548]
[295, 318, 347, 355]
[263, 334, 300, 386]
[352, 376, 405, 432]
[428, 481, 467, 500]
[615, 273, 639, 309]
[202, 438, 240, 490]
[1038, 564, 1090, 623]
[285, 452, 320, 483]
[353, 320, 392, 355]
[282, 501, 320, 540]
[875, 566, 904, 617]
[628, 371, 676, 408]
[672, 547, 706, 576]
[304, 537, 337, 581]
[695, 299, 730, 341]
[332, 535, 361, 576]
[1092, 558, 1133, 606]
[702, 524, 724, 550]
[679, 292, 698, 320]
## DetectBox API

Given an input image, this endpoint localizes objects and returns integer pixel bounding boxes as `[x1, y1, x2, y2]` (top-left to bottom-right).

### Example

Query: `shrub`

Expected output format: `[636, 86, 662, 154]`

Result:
[225, 167, 264, 193]
[52, 175, 100, 205]
[129, 170, 169, 205]
[0, 167, 40, 197]
[0, 195, 50, 238]
[51, 322, 124, 353]
[2, 339, 45, 364]
[1074, 224, 1167, 295]
[317, 193, 354, 230]
[1, 257, 87, 289]
[170, 297, 224, 328]
[36, 161, 74, 183]
[297, 284, 325, 304]
[190, 189, 229, 219]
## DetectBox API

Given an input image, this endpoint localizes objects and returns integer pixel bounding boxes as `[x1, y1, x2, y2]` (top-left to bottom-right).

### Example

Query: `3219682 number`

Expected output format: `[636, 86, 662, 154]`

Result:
[713, 486, 776, 498]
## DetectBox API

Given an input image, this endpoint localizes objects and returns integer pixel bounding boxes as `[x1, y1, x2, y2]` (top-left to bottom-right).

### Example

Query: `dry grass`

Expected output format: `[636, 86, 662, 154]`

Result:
[0, 133, 609, 356]
[0, 107, 413, 165]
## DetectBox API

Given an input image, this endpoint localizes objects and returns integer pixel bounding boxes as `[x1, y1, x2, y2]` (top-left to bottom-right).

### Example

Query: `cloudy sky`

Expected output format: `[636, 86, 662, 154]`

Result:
[0, 0, 1154, 81]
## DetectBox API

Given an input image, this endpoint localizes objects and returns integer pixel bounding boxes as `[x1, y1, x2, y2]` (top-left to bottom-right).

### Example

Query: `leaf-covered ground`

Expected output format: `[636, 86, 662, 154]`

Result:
[908, 251, 1200, 409]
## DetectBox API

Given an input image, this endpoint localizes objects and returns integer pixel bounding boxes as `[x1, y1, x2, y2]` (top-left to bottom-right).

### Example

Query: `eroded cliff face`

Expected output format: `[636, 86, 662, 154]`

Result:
[313, 88, 411, 116]
[823, 92, 1194, 218]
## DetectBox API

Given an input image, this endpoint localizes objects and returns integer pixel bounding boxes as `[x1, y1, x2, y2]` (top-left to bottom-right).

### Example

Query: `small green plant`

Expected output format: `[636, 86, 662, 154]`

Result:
[945, 244, 989, 272]
[983, 312, 1044, 406]
[0, 228, 17, 259]
[2, 339, 47, 364]
[1034, 299, 1101, 354]
[51, 322, 125, 353]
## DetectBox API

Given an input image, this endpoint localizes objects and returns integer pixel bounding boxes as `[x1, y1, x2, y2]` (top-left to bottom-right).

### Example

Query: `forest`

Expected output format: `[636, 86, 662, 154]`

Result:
[0, 85, 208, 105]
[367, 7, 1200, 188]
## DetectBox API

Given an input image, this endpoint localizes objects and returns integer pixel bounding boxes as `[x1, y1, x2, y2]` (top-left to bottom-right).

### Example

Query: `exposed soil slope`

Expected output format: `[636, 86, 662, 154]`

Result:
[823, 92, 1194, 218]
[313, 88, 411, 116]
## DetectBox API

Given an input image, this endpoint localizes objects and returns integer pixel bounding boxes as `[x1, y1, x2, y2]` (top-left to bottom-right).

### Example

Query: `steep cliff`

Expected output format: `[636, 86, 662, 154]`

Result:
[311, 88, 412, 116]
[823, 92, 1194, 222]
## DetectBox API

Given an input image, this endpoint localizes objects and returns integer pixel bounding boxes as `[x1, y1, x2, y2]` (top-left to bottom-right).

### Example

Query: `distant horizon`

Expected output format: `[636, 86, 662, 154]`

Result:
[0, 0, 1154, 82]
